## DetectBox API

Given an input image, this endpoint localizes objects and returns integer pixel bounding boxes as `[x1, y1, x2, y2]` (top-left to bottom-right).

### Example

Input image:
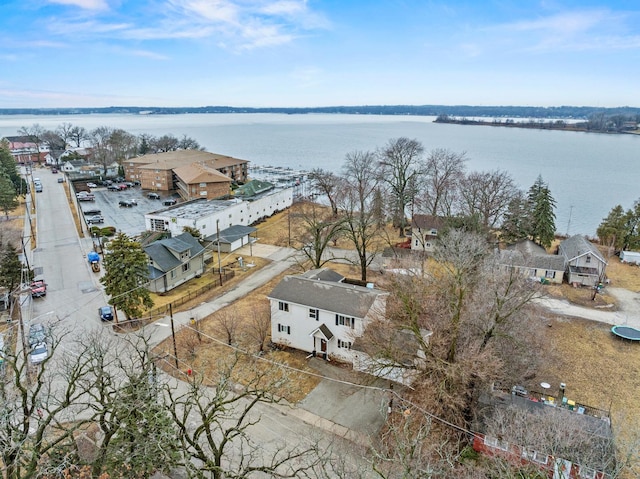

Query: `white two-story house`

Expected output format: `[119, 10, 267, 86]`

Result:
[268, 269, 387, 363]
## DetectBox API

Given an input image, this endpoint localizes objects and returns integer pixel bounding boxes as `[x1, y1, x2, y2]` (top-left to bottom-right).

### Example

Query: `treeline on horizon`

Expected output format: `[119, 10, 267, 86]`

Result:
[2, 104, 640, 119]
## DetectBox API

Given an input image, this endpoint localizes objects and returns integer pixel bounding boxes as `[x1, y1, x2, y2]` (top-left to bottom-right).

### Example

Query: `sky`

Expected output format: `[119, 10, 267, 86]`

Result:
[1, 0, 640, 109]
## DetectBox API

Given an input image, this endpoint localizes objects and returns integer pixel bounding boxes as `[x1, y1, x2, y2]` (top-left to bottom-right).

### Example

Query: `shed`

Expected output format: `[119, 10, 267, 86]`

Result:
[205, 224, 257, 253]
[620, 250, 640, 265]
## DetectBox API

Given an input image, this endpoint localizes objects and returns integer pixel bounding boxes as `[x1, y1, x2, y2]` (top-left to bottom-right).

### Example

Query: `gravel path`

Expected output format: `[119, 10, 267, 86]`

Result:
[537, 287, 640, 329]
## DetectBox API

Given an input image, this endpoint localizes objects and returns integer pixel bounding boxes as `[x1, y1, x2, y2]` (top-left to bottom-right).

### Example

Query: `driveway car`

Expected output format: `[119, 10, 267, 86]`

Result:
[30, 279, 47, 298]
[87, 215, 104, 224]
[28, 323, 46, 346]
[99, 306, 114, 321]
[29, 343, 49, 364]
[147, 192, 160, 199]
[87, 182, 98, 188]
[163, 198, 177, 206]
[119, 200, 135, 207]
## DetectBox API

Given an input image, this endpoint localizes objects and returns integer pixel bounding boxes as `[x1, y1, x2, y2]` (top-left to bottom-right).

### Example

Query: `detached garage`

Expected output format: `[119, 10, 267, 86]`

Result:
[206, 224, 257, 253]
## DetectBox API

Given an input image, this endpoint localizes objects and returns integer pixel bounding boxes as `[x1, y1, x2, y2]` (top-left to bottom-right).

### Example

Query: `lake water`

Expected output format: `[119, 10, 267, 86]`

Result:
[1, 113, 638, 237]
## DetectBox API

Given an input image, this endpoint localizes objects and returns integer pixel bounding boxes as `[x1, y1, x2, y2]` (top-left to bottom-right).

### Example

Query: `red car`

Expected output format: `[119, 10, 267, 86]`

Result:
[30, 279, 47, 298]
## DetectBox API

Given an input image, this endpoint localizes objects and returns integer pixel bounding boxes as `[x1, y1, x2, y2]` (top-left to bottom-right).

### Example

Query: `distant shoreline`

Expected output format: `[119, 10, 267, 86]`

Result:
[433, 117, 640, 136]
[2, 104, 640, 120]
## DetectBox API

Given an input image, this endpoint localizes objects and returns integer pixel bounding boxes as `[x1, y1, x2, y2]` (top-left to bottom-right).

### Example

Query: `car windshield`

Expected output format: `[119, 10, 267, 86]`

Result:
[32, 345, 47, 355]
[101, 307, 112, 314]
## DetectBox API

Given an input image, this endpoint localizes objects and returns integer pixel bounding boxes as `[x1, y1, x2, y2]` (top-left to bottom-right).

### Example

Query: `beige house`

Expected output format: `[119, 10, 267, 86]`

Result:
[411, 214, 445, 253]
[122, 150, 248, 193]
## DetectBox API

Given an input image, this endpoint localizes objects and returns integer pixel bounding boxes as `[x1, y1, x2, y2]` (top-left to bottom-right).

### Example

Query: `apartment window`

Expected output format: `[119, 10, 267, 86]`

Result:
[199, 182, 207, 187]
[309, 308, 319, 320]
[483, 435, 508, 451]
[578, 466, 596, 479]
[521, 449, 548, 465]
[277, 324, 291, 335]
[335, 314, 354, 329]
[279, 301, 289, 312]
[337, 339, 352, 349]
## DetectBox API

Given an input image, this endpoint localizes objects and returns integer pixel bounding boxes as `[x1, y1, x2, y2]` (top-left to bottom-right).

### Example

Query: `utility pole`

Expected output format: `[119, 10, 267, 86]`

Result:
[169, 303, 179, 370]
[216, 219, 223, 284]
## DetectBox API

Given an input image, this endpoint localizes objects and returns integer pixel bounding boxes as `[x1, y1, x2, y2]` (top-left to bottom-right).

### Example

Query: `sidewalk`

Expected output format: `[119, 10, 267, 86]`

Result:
[142, 245, 299, 347]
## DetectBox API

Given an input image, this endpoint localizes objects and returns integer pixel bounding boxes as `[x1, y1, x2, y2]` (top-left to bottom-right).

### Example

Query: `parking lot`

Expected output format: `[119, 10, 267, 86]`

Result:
[76, 184, 180, 237]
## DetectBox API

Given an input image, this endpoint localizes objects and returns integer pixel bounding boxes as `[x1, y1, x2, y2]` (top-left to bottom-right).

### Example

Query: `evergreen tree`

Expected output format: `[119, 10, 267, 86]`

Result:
[596, 204, 628, 251]
[100, 232, 153, 320]
[0, 175, 19, 219]
[500, 192, 529, 244]
[0, 242, 23, 295]
[526, 175, 556, 248]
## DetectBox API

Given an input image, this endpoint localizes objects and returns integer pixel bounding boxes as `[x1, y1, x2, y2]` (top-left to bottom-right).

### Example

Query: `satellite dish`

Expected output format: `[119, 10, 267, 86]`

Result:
[540, 382, 551, 389]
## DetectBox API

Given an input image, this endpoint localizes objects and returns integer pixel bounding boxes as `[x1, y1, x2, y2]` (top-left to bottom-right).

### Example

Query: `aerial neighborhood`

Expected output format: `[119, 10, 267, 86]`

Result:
[1, 125, 639, 478]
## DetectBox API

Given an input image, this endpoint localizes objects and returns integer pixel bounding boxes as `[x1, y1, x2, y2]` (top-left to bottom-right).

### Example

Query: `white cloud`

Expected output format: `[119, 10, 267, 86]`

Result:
[129, 49, 170, 60]
[47, 0, 110, 11]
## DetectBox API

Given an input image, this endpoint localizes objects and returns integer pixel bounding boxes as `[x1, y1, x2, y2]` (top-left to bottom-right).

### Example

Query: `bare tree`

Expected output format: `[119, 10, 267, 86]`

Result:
[296, 201, 346, 269]
[90, 126, 116, 176]
[340, 150, 383, 282]
[41, 130, 66, 166]
[164, 353, 326, 479]
[108, 128, 138, 163]
[308, 168, 343, 217]
[177, 134, 202, 150]
[17, 124, 45, 165]
[417, 148, 467, 217]
[243, 303, 271, 353]
[378, 137, 424, 235]
[213, 307, 241, 345]
[458, 170, 518, 229]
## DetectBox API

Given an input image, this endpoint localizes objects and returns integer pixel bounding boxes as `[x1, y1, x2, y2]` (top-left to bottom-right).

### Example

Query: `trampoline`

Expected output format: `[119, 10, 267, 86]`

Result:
[611, 325, 640, 341]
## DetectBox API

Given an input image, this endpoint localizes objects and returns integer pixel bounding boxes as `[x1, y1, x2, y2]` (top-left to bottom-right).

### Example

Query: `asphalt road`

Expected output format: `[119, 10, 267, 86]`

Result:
[20, 170, 378, 478]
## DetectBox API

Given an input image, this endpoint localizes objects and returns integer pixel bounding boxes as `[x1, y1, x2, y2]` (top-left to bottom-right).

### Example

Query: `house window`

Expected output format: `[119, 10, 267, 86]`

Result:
[199, 182, 207, 187]
[586, 255, 591, 263]
[545, 270, 555, 278]
[337, 339, 352, 349]
[277, 324, 291, 335]
[182, 263, 190, 273]
[521, 449, 548, 465]
[335, 314, 354, 329]
[279, 301, 289, 312]
[415, 239, 419, 247]
[309, 308, 319, 320]
[170, 270, 176, 279]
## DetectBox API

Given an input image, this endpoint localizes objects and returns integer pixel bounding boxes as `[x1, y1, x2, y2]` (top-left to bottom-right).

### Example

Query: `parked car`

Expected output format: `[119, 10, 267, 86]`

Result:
[163, 198, 177, 206]
[124, 181, 136, 187]
[57, 177, 64, 183]
[30, 279, 47, 298]
[86, 182, 98, 188]
[147, 192, 160, 199]
[28, 323, 47, 346]
[119, 200, 135, 207]
[117, 184, 128, 190]
[29, 343, 48, 364]
[87, 215, 104, 224]
[107, 185, 120, 191]
[35, 183, 43, 193]
[99, 306, 114, 321]
[51, 168, 58, 173]
[101, 180, 113, 186]
[82, 208, 101, 216]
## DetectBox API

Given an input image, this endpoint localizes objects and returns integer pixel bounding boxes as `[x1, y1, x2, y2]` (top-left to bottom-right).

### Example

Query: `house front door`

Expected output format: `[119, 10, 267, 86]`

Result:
[320, 339, 327, 353]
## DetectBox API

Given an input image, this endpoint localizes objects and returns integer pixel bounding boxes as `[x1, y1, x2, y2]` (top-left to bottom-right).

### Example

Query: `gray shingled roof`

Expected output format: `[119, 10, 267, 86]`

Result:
[499, 250, 565, 271]
[205, 224, 257, 244]
[300, 268, 345, 283]
[268, 274, 386, 319]
[144, 232, 204, 273]
[560, 235, 606, 264]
